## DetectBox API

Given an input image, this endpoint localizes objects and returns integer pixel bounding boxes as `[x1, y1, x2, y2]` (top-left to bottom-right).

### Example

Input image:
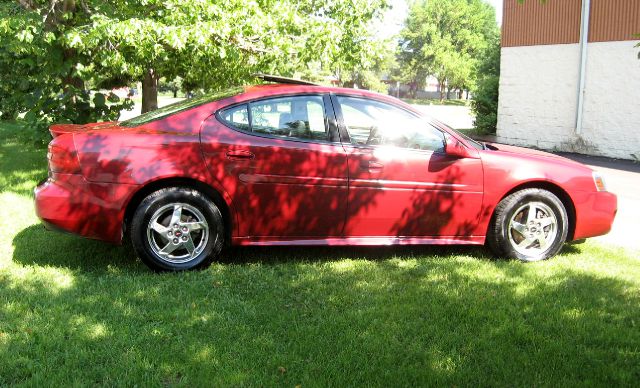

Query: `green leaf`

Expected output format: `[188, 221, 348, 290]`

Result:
[93, 93, 106, 108]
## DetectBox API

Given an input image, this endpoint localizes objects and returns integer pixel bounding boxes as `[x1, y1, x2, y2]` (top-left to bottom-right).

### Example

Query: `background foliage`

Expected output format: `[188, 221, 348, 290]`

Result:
[398, 0, 499, 101]
[471, 31, 501, 134]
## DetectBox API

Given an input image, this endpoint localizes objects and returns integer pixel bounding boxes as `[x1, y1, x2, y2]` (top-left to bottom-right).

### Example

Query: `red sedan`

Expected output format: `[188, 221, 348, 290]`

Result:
[35, 77, 617, 271]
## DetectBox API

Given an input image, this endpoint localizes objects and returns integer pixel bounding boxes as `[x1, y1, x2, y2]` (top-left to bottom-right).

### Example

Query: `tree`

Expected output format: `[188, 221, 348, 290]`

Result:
[0, 0, 388, 141]
[398, 0, 498, 100]
[159, 77, 183, 99]
[339, 38, 397, 92]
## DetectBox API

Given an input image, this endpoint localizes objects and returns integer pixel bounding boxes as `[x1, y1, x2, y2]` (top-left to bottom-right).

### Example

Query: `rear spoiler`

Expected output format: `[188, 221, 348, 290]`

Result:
[49, 124, 85, 138]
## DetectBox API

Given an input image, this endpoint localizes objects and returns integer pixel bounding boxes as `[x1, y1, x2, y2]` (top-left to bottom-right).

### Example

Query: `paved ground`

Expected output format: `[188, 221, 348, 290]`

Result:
[411, 104, 474, 129]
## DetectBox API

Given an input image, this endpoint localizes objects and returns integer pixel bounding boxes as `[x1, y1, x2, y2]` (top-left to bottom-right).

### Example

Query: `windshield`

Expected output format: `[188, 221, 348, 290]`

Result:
[452, 128, 485, 150]
[119, 87, 243, 127]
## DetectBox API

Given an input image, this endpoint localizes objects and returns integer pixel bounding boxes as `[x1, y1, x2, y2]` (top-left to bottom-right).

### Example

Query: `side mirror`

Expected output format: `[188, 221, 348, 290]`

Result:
[444, 135, 478, 159]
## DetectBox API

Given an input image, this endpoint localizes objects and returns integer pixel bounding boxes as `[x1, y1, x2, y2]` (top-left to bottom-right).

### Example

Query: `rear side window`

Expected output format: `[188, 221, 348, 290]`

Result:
[219, 95, 331, 142]
[219, 104, 250, 131]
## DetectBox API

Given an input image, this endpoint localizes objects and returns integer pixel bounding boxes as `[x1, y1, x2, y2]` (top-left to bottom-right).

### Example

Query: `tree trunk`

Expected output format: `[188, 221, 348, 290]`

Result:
[438, 79, 445, 101]
[62, 50, 85, 92]
[173, 89, 178, 98]
[142, 68, 159, 113]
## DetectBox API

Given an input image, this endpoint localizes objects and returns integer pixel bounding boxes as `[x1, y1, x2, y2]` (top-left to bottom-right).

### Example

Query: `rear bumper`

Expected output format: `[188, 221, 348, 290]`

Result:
[34, 173, 138, 244]
[572, 190, 617, 240]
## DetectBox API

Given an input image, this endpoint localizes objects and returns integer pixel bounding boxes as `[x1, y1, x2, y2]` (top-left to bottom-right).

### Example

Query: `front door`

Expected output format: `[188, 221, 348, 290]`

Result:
[332, 95, 484, 238]
[201, 94, 348, 239]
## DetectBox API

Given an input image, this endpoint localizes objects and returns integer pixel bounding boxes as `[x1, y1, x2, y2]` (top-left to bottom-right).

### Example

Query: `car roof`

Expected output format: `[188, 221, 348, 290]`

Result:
[235, 83, 420, 114]
[242, 83, 387, 99]
[122, 82, 424, 131]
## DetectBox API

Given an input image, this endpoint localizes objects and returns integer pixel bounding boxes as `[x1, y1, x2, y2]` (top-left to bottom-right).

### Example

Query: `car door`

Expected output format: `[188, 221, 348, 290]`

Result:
[201, 94, 349, 239]
[332, 95, 484, 238]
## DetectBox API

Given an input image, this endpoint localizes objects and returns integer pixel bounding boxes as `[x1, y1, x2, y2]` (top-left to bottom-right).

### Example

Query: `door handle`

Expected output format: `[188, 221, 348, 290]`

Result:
[360, 160, 383, 170]
[226, 150, 255, 160]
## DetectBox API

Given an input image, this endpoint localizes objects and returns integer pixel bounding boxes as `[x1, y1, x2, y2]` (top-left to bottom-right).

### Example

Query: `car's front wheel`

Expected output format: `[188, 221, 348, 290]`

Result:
[487, 188, 568, 262]
[130, 187, 224, 271]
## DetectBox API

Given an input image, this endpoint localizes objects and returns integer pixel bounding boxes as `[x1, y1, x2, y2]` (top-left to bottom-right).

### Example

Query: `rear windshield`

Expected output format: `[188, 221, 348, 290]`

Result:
[119, 87, 243, 127]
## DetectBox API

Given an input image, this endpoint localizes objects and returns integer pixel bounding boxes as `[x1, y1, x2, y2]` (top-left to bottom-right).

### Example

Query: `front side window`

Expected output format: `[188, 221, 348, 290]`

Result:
[219, 95, 330, 142]
[337, 96, 445, 152]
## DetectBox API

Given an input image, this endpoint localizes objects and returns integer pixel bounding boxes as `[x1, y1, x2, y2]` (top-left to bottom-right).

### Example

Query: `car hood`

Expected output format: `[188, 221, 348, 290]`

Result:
[484, 143, 591, 169]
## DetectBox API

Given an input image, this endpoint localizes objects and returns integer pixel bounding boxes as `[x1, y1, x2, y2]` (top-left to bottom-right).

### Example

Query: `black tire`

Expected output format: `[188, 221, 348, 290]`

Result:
[487, 188, 568, 262]
[130, 187, 224, 271]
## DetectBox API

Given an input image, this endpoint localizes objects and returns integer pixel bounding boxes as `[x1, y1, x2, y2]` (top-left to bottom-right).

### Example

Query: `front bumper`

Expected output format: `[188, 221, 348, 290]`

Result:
[34, 173, 138, 244]
[572, 190, 618, 240]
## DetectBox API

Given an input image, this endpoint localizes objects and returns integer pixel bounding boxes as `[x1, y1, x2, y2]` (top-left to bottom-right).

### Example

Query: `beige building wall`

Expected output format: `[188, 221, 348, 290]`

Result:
[496, 40, 640, 160]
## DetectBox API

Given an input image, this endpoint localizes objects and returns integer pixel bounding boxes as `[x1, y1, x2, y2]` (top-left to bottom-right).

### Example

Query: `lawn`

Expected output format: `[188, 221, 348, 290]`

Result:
[1, 121, 639, 386]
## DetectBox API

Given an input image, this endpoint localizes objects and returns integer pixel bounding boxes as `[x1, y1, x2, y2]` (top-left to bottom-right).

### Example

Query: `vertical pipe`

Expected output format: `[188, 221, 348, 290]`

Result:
[576, 0, 591, 135]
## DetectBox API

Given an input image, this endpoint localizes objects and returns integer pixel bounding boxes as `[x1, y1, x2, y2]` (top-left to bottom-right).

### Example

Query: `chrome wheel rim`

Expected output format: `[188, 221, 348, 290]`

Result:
[508, 201, 558, 258]
[146, 203, 209, 264]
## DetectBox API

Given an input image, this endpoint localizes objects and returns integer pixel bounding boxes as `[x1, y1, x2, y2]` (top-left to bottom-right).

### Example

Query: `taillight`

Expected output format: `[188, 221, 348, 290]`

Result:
[48, 134, 81, 174]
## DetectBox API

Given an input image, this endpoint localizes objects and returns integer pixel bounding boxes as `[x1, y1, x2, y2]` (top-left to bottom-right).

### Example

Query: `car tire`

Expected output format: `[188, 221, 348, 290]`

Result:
[487, 188, 568, 262]
[130, 187, 224, 271]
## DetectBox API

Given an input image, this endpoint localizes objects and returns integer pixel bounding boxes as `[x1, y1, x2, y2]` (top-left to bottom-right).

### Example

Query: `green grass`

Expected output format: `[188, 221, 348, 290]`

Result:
[1, 122, 639, 386]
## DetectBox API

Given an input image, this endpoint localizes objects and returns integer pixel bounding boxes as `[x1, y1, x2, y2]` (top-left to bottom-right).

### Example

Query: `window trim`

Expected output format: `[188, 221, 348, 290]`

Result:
[330, 93, 447, 155]
[215, 93, 340, 145]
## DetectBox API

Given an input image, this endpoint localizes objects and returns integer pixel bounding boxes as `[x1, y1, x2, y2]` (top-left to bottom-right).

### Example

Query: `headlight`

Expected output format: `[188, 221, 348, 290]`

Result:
[593, 172, 607, 192]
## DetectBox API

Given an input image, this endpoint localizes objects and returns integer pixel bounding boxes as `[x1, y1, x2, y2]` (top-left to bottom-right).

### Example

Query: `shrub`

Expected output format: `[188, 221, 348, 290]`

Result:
[472, 75, 499, 134]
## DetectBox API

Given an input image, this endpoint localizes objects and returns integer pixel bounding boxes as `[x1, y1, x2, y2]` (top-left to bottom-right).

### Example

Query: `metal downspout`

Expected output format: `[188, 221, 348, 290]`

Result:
[576, 0, 591, 135]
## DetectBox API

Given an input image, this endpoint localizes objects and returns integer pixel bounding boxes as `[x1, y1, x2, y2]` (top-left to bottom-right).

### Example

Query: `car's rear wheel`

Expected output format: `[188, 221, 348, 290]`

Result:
[487, 188, 568, 262]
[130, 187, 223, 271]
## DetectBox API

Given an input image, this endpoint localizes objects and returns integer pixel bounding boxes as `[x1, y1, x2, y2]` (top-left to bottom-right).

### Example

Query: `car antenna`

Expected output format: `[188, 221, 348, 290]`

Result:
[254, 73, 319, 86]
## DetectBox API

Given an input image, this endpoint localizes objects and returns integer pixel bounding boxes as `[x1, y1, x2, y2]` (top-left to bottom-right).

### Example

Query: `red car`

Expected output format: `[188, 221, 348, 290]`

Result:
[35, 76, 617, 271]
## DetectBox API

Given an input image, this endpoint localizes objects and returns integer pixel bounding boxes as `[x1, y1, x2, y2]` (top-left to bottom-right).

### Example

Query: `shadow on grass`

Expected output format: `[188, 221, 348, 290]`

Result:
[221, 244, 492, 265]
[14, 223, 495, 274]
[12, 224, 142, 273]
[13, 222, 584, 273]
[4, 226, 640, 385]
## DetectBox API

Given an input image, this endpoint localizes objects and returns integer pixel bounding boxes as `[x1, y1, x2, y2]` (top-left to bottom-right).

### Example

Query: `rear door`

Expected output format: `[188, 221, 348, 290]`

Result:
[201, 94, 349, 239]
[332, 95, 484, 238]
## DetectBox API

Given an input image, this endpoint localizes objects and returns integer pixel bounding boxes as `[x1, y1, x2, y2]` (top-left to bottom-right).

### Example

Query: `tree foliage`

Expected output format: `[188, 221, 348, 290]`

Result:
[0, 1, 131, 142]
[398, 0, 499, 100]
[0, 0, 388, 142]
